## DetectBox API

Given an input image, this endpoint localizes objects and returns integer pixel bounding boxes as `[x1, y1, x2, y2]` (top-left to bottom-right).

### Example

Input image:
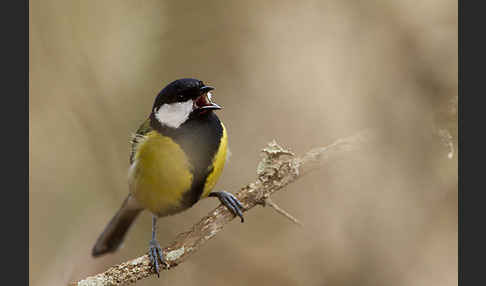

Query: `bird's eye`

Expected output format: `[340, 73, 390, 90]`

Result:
[176, 94, 184, 101]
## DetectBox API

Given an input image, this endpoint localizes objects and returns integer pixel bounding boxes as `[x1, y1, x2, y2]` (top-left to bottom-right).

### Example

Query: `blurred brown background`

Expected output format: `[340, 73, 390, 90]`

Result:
[29, 0, 457, 285]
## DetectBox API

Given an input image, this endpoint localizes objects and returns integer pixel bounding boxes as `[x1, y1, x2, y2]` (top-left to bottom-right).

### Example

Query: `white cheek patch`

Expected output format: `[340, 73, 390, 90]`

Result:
[154, 100, 193, 128]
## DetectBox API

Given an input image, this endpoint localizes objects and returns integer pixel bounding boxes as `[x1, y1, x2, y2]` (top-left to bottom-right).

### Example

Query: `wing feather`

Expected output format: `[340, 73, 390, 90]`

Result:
[129, 118, 153, 164]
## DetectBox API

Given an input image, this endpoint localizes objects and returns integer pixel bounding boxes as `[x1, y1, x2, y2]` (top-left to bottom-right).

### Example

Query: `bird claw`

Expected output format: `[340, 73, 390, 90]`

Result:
[148, 239, 168, 276]
[209, 191, 245, 223]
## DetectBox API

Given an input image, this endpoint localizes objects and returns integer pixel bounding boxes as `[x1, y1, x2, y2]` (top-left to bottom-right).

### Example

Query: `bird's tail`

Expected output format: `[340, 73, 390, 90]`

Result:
[92, 195, 142, 257]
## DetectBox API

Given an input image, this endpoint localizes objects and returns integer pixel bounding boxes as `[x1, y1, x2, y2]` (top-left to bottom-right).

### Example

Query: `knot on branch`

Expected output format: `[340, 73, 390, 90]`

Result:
[254, 140, 300, 201]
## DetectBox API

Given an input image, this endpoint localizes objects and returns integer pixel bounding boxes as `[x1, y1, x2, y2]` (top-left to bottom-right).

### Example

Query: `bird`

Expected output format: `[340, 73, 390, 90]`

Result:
[91, 78, 244, 275]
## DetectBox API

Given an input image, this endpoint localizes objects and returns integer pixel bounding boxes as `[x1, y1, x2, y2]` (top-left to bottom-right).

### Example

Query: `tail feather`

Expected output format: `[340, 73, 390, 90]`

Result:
[92, 195, 142, 257]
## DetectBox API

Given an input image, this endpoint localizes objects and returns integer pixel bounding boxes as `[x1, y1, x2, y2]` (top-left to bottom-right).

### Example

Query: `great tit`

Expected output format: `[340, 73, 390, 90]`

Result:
[92, 78, 244, 274]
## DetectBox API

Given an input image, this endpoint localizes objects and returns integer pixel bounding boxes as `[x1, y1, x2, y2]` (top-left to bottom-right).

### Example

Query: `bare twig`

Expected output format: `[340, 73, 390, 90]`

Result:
[70, 129, 377, 286]
[263, 197, 302, 226]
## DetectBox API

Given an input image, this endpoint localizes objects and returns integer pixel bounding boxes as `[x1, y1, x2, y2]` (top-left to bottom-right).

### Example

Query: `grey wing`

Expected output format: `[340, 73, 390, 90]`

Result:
[129, 117, 153, 164]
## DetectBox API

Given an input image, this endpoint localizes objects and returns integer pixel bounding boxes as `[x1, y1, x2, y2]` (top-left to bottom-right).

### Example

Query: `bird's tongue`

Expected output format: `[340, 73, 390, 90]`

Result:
[195, 93, 210, 108]
[193, 92, 222, 111]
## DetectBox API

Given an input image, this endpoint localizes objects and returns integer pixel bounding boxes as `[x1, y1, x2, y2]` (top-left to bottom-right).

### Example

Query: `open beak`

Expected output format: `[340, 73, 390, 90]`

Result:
[194, 86, 222, 111]
[200, 85, 214, 93]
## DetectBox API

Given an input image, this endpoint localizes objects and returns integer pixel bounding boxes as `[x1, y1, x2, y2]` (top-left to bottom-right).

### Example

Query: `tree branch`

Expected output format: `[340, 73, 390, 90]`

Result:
[70, 129, 377, 286]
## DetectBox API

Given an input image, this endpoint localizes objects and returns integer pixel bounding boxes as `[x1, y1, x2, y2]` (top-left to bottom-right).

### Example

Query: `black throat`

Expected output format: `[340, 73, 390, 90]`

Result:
[150, 111, 223, 206]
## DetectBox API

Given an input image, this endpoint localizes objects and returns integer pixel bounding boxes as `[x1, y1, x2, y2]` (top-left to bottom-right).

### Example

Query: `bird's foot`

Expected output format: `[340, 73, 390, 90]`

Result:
[209, 191, 245, 223]
[148, 239, 168, 276]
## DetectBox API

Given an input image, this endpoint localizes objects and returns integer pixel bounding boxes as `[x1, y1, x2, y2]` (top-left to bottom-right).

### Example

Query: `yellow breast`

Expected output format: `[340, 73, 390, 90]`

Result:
[128, 124, 228, 216]
[129, 131, 193, 215]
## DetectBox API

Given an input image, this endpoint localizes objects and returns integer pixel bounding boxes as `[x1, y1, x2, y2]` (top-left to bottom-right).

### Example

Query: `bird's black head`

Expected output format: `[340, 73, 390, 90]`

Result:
[151, 78, 221, 129]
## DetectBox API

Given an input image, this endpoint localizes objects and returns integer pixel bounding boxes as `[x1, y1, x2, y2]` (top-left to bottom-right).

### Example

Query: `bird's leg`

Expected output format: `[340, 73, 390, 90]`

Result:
[148, 215, 167, 276]
[209, 191, 245, 223]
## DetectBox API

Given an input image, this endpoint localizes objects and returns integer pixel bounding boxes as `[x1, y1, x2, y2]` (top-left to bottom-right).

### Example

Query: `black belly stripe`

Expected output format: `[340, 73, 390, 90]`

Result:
[150, 111, 223, 206]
